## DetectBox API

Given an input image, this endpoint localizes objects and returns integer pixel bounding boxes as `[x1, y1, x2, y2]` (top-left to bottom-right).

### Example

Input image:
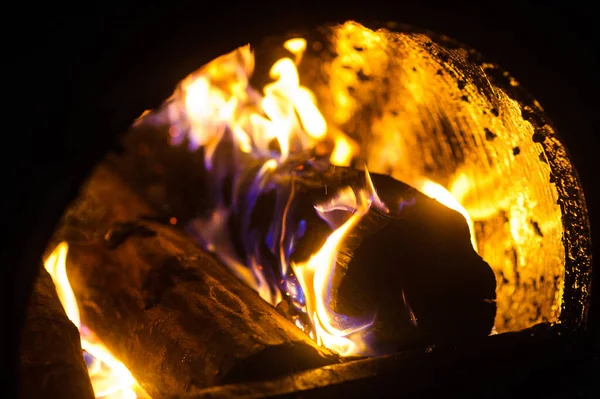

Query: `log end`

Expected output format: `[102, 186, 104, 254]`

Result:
[19, 268, 94, 399]
[334, 173, 497, 349]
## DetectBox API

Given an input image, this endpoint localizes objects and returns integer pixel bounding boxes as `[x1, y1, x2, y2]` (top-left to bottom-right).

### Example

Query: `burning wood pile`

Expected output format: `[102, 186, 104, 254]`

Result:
[20, 21, 575, 398]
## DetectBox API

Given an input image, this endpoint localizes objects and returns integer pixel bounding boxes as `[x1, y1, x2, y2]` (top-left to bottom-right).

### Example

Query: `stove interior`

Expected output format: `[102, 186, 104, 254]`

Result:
[19, 21, 591, 399]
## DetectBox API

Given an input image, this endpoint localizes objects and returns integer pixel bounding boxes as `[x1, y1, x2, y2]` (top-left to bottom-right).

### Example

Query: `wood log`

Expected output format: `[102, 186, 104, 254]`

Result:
[225, 157, 498, 351]
[19, 268, 95, 399]
[49, 165, 334, 398]
[108, 123, 496, 354]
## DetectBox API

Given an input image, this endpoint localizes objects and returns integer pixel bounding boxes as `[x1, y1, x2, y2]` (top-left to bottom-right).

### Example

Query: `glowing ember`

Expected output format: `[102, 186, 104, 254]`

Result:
[44, 242, 149, 399]
[144, 37, 476, 357]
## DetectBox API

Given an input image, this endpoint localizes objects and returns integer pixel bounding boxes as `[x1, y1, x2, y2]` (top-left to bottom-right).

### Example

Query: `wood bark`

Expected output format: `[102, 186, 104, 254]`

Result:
[19, 268, 95, 399]
[49, 165, 333, 398]
[108, 124, 496, 353]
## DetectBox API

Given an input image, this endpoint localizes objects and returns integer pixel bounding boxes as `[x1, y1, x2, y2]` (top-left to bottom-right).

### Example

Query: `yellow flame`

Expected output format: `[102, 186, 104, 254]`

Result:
[44, 242, 149, 399]
[284, 38, 307, 55]
[329, 134, 354, 166]
[174, 39, 345, 167]
[414, 179, 478, 252]
[292, 187, 374, 356]
[284, 38, 307, 65]
[264, 57, 327, 140]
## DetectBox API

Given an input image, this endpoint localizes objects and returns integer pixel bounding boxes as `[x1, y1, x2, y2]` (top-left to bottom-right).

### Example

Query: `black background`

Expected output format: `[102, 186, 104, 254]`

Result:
[4, 1, 598, 397]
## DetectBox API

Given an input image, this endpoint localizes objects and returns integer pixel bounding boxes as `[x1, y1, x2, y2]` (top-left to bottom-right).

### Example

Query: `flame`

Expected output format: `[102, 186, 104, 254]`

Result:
[330, 134, 354, 166]
[263, 57, 327, 143]
[165, 39, 372, 356]
[167, 39, 349, 168]
[284, 38, 307, 64]
[293, 171, 385, 356]
[153, 37, 480, 357]
[44, 242, 149, 399]
[414, 178, 478, 252]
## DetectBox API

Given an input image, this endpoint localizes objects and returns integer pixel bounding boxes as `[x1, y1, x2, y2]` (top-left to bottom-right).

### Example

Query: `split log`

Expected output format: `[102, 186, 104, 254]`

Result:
[108, 123, 497, 353]
[19, 268, 95, 399]
[49, 165, 333, 398]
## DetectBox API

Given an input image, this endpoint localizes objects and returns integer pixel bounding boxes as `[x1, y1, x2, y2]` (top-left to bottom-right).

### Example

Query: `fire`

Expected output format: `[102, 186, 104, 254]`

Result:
[168, 39, 351, 168]
[44, 242, 149, 399]
[148, 37, 475, 357]
[293, 177, 387, 356]
[414, 178, 478, 252]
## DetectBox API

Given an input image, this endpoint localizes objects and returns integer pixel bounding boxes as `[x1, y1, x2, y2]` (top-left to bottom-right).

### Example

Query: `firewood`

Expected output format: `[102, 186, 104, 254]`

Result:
[49, 165, 334, 398]
[19, 268, 95, 399]
[109, 124, 497, 353]
[223, 157, 498, 351]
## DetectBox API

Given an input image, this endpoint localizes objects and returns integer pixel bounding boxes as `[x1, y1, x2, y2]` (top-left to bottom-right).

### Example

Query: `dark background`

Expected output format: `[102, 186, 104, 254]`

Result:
[4, 1, 598, 397]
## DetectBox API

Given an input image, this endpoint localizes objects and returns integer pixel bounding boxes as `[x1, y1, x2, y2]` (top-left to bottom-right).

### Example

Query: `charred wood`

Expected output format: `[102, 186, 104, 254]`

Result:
[229, 158, 497, 351]
[49, 165, 334, 398]
[19, 268, 95, 399]
[109, 123, 497, 353]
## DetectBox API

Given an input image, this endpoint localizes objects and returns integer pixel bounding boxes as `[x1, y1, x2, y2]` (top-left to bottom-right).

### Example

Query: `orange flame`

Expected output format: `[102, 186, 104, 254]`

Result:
[44, 242, 149, 399]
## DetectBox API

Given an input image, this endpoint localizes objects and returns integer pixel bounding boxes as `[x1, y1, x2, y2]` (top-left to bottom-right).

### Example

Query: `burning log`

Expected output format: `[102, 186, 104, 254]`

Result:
[324, 170, 497, 348]
[19, 268, 95, 399]
[209, 156, 497, 353]
[104, 43, 495, 356]
[108, 124, 497, 355]
[49, 165, 334, 398]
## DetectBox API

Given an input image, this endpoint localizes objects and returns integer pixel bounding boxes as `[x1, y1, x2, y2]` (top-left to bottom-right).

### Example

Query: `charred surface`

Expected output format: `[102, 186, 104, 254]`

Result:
[109, 124, 496, 354]
[19, 268, 95, 399]
[334, 172, 497, 347]
[107, 123, 211, 222]
[49, 165, 333, 398]
[243, 160, 497, 351]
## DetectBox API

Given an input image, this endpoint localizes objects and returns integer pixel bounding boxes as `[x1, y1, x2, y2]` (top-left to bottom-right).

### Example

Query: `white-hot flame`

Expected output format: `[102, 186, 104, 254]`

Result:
[44, 242, 148, 399]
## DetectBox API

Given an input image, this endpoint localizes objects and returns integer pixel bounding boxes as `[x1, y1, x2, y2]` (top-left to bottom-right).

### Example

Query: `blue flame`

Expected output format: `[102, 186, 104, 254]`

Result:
[399, 196, 417, 212]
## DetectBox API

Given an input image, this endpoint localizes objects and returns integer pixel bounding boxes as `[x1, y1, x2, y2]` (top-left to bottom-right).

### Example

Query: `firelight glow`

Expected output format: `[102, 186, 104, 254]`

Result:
[155, 36, 476, 357]
[44, 242, 149, 399]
